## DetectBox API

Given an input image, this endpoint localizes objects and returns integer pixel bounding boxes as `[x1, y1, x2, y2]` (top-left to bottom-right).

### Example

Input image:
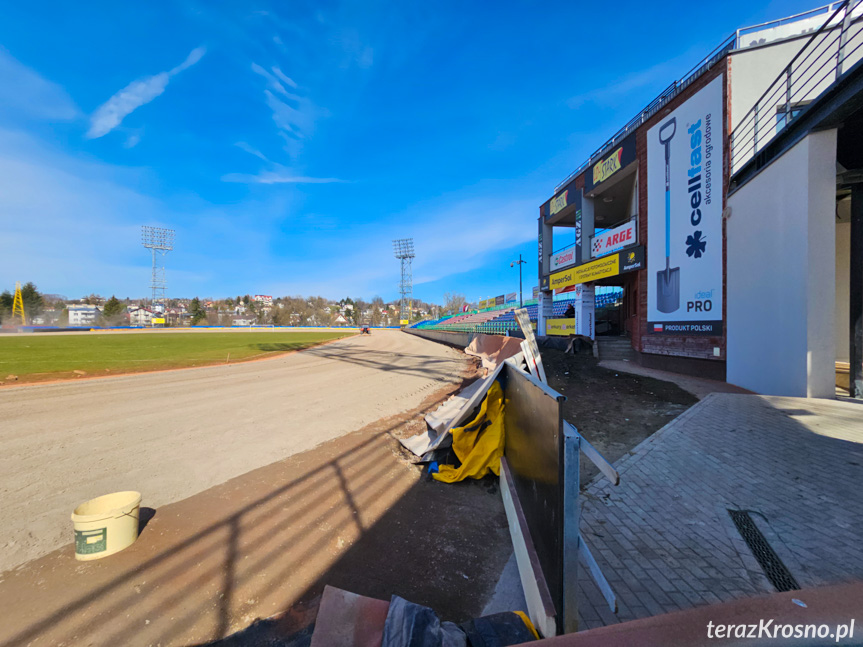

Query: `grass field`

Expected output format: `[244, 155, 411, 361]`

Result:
[0, 330, 354, 383]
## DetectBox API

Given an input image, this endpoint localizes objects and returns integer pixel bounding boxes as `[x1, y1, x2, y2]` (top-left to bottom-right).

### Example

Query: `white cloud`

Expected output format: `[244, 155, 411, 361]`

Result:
[0, 127, 286, 298]
[235, 141, 270, 162]
[221, 169, 343, 184]
[252, 63, 298, 95]
[261, 193, 538, 299]
[410, 197, 537, 284]
[272, 67, 297, 88]
[86, 46, 206, 139]
[0, 49, 79, 121]
[249, 61, 317, 155]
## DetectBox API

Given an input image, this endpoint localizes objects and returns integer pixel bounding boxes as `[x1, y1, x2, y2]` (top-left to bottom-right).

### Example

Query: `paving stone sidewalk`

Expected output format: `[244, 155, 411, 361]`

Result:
[577, 393, 863, 629]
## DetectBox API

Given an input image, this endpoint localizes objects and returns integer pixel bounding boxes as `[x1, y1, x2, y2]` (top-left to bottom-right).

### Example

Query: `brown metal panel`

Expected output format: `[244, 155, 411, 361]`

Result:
[502, 363, 565, 625]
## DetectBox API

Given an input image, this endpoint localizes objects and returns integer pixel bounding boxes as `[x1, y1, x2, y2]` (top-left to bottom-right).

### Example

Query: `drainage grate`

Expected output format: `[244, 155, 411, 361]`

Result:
[728, 509, 800, 592]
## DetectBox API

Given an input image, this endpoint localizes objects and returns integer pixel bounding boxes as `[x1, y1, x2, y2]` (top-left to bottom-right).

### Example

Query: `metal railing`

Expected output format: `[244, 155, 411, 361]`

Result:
[554, 2, 848, 194]
[735, 2, 843, 45]
[554, 34, 736, 193]
[730, 0, 863, 173]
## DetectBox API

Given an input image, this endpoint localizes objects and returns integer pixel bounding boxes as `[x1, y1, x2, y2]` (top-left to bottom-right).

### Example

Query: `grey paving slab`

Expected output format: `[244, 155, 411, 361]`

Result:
[577, 393, 863, 627]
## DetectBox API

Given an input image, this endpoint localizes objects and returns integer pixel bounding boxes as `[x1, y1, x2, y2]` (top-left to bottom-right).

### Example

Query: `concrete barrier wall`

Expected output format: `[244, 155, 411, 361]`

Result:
[401, 327, 477, 349]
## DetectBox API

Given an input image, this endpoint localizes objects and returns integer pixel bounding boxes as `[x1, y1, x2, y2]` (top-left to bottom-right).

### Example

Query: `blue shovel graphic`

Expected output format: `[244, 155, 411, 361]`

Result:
[657, 117, 679, 313]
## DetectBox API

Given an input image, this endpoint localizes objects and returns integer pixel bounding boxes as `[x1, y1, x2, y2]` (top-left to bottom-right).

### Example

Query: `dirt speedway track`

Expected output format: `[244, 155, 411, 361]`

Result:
[0, 330, 467, 573]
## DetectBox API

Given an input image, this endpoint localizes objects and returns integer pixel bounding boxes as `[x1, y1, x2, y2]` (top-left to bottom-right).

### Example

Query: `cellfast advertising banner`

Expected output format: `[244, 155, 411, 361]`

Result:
[646, 75, 723, 336]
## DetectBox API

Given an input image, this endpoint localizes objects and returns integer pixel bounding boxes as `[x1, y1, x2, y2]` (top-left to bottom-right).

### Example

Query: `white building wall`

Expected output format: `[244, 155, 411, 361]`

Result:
[68, 306, 99, 326]
[729, 38, 810, 131]
[729, 16, 863, 173]
[836, 221, 851, 362]
[727, 130, 836, 397]
[805, 130, 837, 396]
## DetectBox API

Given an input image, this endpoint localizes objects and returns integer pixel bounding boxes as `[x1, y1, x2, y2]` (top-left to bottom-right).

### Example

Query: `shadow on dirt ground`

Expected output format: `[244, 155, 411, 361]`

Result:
[0, 370, 510, 647]
[542, 348, 698, 486]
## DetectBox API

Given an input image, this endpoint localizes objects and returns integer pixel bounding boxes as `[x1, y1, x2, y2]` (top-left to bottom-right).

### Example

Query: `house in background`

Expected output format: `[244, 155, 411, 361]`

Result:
[128, 307, 153, 327]
[68, 305, 101, 326]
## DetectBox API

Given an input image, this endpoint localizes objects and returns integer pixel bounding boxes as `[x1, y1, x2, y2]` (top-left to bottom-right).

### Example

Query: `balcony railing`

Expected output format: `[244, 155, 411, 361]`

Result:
[730, 0, 863, 173]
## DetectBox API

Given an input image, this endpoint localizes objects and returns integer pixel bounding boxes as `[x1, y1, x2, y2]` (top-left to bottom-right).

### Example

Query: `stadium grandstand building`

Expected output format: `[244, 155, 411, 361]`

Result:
[534, 1, 863, 397]
[418, 2, 863, 399]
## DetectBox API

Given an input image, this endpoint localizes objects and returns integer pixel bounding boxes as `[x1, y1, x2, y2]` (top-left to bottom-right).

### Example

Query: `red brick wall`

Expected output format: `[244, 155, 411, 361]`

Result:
[633, 59, 729, 362]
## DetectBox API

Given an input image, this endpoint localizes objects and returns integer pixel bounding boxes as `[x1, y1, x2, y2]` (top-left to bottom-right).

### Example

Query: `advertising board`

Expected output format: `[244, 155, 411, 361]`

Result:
[550, 246, 644, 292]
[591, 220, 636, 258]
[550, 245, 576, 271]
[506, 292, 517, 304]
[550, 189, 569, 216]
[546, 310, 593, 338]
[495, 295, 505, 306]
[584, 133, 636, 193]
[646, 75, 723, 335]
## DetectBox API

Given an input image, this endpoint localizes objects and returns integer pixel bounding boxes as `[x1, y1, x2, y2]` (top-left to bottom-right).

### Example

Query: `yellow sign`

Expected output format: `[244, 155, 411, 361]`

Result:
[400, 319, 409, 325]
[592, 147, 623, 186]
[546, 318, 576, 336]
[549, 254, 619, 290]
[152, 317, 166, 325]
[550, 190, 569, 215]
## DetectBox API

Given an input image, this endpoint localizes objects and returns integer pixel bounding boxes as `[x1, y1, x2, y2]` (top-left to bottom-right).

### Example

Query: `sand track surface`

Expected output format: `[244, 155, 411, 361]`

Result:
[0, 330, 466, 572]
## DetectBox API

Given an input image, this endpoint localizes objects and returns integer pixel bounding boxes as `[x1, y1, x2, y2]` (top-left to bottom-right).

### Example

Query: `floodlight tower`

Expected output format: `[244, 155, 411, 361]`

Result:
[141, 226, 174, 312]
[392, 238, 415, 326]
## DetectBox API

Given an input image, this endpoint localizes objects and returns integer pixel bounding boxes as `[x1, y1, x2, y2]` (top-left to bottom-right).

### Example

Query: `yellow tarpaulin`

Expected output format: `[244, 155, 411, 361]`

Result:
[433, 381, 505, 483]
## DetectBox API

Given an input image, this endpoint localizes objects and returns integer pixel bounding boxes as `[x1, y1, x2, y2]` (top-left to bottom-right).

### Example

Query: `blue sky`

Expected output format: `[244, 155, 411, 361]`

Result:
[0, 0, 813, 304]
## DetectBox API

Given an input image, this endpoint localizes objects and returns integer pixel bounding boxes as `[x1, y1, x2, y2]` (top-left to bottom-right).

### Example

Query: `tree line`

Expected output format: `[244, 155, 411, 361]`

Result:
[0, 283, 451, 327]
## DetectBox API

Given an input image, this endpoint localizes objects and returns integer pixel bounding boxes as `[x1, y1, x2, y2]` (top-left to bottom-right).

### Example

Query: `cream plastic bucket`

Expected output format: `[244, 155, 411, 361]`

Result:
[71, 491, 142, 561]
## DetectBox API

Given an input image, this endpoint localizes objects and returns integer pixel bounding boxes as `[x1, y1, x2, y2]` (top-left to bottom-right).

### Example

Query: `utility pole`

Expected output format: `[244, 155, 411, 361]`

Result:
[511, 254, 527, 307]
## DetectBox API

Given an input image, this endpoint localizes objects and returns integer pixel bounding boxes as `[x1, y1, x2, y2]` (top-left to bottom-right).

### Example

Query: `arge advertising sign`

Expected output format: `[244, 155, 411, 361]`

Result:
[591, 220, 636, 258]
[505, 292, 517, 304]
[647, 75, 723, 335]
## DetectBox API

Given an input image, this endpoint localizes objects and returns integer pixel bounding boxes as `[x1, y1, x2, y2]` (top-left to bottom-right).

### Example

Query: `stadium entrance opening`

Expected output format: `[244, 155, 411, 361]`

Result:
[592, 275, 635, 337]
[586, 161, 639, 338]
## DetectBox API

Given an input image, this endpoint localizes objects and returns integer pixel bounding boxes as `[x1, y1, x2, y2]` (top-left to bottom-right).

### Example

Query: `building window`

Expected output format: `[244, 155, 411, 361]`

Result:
[776, 101, 810, 134]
